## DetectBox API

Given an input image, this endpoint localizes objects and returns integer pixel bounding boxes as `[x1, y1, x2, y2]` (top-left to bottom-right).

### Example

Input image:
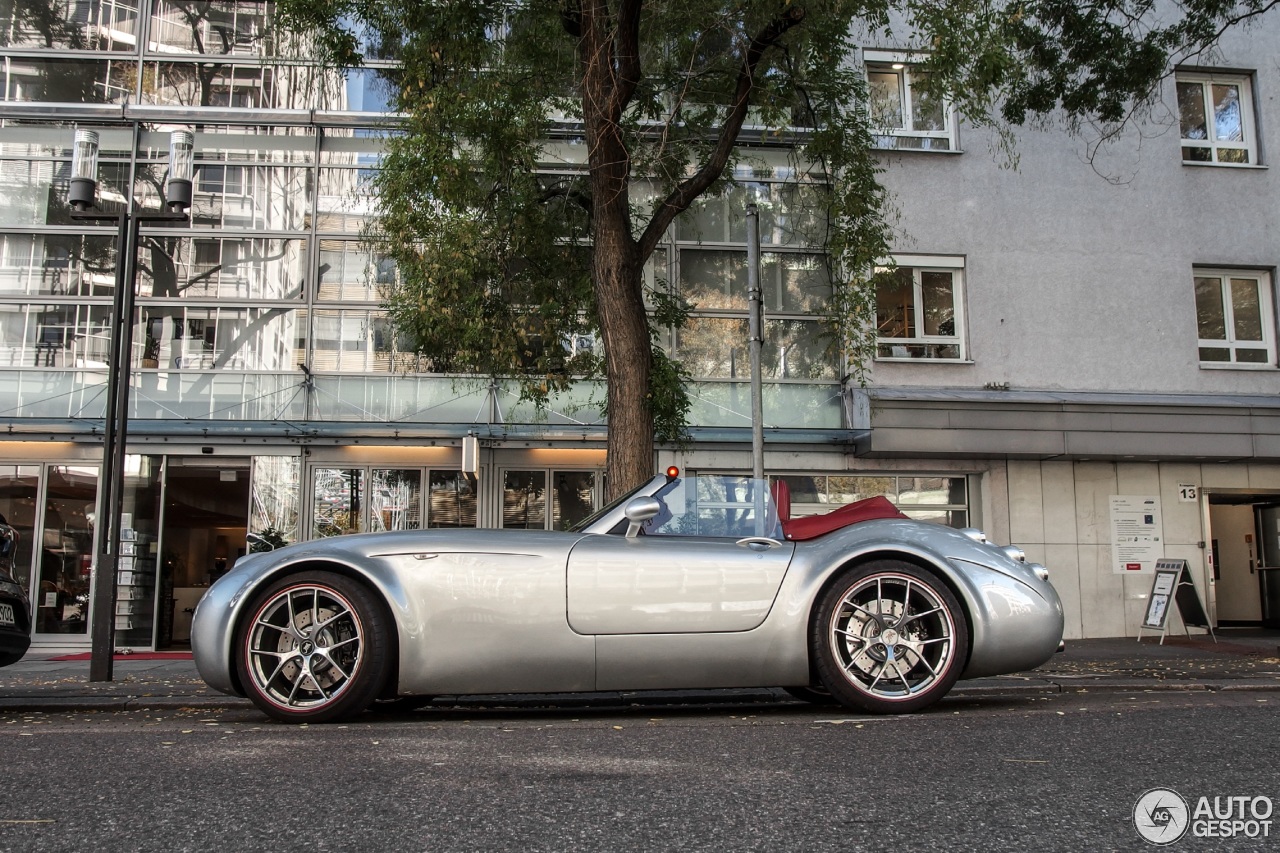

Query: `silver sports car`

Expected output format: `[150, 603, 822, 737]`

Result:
[193, 470, 1064, 723]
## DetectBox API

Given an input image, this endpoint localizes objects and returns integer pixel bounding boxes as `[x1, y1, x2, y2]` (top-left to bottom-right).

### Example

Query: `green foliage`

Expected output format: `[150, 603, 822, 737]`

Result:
[275, 0, 1274, 453]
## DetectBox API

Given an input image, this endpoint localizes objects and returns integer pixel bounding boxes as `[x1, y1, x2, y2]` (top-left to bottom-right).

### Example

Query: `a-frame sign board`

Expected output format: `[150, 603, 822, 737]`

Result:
[1137, 559, 1216, 644]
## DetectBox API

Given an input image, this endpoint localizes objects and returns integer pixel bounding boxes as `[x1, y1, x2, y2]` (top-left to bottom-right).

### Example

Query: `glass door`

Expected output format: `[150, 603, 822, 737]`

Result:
[160, 458, 252, 648]
[34, 466, 98, 636]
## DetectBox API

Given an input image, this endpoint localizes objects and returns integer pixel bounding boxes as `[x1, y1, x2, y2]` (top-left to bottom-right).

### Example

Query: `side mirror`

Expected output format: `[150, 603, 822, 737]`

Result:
[623, 496, 661, 538]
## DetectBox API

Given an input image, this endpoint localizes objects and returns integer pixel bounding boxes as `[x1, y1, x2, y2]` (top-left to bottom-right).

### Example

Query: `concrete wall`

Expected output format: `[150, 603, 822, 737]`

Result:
[1005, 461, 1280, 638]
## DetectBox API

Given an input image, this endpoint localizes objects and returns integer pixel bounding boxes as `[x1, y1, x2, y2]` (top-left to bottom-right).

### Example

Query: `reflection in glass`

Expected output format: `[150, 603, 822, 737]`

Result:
[2, 56, 135, 103]
[676, 316, 747, 378]
[0, 465, 39, 595]
[312, 468, 363, 537]
[0, 0, 140, 50]
[179, 163, 311, 231]
[370, 469, 421, 531]
[1212, 84, 1243, 142]
[552, 471, 596, 530]
[143, 60, 343, 109]
[311, 308, 416, 372]
[35, 464, 97, 634]
[0, 303, 112, 367]
[920, 271, 955, 335]
[503, 470, 546, 529]
[316, 167, 380, 233]
[1230, 277, 1263, 341]
[428, 471, 476, 528]
[678, 182, 825, 247]
[137, 305, 303, 370]
[148, 0, 276, 57]
[0, 234, 118, 297]
[679, 249, 746, 310]
[910, 72, 946, 131]
[0, 159, 129, 226]
[1194, 277, 1224, 340]
[136, 236, 306, 300]
[868, 70, 904, 129]
[317, 240, 397, 302]
[250, 455, 299, 545]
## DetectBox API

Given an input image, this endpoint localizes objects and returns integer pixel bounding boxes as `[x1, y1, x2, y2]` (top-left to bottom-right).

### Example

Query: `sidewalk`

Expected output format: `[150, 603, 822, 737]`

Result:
[1, 630, 1277, 716]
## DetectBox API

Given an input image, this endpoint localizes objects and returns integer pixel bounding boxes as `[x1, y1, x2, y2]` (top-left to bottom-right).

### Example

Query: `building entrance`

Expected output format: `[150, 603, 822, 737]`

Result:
[159, 458, 251, 648]
[1208, 493, 1280, 628]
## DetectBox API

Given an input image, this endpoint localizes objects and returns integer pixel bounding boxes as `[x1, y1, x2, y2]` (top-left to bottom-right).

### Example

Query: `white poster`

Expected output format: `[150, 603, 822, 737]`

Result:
[1111, 495, 1164, 574]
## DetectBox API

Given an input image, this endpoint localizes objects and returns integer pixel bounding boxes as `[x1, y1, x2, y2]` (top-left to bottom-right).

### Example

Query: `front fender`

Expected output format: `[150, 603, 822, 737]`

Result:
[190, 548, 415, 697]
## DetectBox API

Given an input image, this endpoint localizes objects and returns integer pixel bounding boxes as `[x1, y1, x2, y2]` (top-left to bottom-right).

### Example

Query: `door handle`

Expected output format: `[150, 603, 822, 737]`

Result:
[736, 536, 783, 550]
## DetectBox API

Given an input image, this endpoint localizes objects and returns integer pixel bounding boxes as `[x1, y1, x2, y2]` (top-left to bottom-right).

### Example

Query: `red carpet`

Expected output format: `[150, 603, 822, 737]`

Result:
[46, 652, 193, 661]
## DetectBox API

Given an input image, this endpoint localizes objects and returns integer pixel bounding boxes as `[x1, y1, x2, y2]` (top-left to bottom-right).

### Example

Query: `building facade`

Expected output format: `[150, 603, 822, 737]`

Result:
[0, 1, 1276, 650]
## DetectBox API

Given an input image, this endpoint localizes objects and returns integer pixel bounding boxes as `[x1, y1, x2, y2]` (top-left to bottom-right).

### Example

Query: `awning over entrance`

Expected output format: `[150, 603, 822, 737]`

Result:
[849, 387, 1280, 462]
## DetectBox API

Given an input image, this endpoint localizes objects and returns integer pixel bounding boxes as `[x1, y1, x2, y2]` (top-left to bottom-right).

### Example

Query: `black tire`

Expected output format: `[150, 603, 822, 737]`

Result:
[234, 571, 392, 723]
[811, 560, 969, 714]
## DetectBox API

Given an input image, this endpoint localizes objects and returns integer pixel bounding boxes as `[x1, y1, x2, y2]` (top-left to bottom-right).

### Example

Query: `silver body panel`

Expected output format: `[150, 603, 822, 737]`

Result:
[193, 477, 1064, 699]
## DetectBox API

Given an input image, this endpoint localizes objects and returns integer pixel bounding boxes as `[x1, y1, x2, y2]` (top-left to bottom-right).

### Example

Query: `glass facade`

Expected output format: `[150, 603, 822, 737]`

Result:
[0, 0, 880, 649]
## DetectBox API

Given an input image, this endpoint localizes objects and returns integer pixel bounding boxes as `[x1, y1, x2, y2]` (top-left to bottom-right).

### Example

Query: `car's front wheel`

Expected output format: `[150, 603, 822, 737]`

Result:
[235, 571, 391, 723]
[812, 561, 968, 714]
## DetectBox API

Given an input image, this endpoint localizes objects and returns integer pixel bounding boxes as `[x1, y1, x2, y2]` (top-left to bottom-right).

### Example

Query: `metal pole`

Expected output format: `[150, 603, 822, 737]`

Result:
[746, 204, 764, 482]
[88, 212, 132, 682]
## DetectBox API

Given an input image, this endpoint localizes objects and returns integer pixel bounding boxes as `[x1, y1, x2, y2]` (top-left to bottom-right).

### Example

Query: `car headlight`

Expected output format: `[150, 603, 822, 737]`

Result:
[0, 580, 22, 597]
[1002, 544, 1026, 563]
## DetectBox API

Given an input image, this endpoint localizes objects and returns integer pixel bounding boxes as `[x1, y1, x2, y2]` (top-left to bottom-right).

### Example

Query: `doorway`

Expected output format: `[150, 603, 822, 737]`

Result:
[159, 458, 251, 648]
[1207, 492, 1280, 627]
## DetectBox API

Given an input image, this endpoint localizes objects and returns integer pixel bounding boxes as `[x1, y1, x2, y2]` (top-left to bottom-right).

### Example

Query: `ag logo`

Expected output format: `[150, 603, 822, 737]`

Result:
[1134, 788, 1190, 845]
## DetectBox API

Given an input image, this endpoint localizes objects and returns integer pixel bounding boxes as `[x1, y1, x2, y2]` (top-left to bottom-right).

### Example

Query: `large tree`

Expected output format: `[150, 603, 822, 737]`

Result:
[278, 0, 1276, 497]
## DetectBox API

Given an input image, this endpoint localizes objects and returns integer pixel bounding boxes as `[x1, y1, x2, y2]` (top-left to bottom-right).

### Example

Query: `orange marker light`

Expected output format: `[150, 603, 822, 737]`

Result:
[665, 466, 680, 480]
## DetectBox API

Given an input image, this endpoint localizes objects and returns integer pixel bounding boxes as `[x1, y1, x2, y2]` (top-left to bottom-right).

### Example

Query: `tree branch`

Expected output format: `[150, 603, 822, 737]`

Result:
[611, 0, 644, 115]
[638, 5, 806, 260]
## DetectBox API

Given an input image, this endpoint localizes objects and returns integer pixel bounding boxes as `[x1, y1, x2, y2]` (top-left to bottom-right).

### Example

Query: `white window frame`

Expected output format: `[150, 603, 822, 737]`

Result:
[864, 50, 956, 152]
[875, 254, 967, 362]
[1193, 268, 1277, 369]
[1175, 71, 1259, 166]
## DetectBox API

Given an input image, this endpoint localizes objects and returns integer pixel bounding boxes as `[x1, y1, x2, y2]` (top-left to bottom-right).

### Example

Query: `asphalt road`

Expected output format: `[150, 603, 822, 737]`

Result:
[1, 690, 1276, 853]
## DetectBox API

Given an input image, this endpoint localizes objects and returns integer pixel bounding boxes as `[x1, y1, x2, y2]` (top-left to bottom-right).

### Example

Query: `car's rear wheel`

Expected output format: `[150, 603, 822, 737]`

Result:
[235, 571, 391, 723]
[812, 561, 968, 714]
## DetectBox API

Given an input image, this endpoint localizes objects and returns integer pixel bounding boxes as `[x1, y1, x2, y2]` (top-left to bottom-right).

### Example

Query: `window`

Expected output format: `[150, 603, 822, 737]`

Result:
[875, 256, 965, 360]
[1176, 72, 1258, 165]
[865, 51, 954, 151]
[1194, 269, 1275, 367]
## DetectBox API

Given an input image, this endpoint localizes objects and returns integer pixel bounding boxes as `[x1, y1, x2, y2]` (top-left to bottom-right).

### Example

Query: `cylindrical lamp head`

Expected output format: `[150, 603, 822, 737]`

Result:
[165, 130, 194, 212]
[69, 129, 100, 211]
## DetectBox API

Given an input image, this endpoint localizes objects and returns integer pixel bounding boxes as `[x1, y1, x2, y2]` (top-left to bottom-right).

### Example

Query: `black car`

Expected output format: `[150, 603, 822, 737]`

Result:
[0, 514, 31, 667]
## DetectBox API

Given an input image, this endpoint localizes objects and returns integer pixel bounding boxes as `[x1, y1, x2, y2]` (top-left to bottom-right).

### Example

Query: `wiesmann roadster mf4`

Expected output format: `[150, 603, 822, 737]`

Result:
[193, 470, 1064, 723]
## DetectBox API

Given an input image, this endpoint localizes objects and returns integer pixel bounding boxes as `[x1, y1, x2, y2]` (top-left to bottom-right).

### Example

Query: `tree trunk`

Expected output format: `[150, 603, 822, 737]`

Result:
[594, 225, 653, 500]
[579, 0, 657, 499]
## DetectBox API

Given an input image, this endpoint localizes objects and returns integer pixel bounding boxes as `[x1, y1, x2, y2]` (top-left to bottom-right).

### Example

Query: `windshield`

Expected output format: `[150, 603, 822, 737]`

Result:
[642, 476, 783, 539]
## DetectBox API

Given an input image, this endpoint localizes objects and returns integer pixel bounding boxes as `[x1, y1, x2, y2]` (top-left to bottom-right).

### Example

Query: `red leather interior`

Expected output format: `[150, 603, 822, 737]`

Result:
[781, 495, 908, 541]
[769, 479, 791, 524]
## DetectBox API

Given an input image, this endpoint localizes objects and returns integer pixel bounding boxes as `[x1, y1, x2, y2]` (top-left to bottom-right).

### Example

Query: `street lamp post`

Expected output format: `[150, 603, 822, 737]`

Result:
[70, 128, 193, 682]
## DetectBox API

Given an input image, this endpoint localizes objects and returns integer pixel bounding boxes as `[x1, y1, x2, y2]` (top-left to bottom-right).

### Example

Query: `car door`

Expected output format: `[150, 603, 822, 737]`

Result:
[565, 533, 795, 634]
